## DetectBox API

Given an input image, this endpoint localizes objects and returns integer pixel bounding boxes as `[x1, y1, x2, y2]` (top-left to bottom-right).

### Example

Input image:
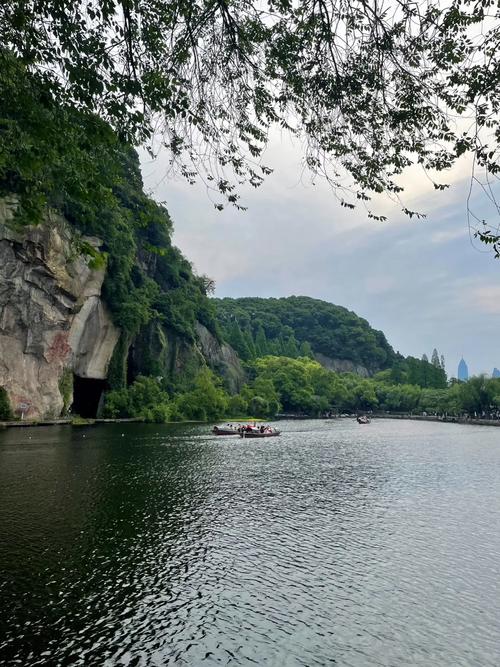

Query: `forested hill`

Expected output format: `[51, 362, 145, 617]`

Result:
[214, 296, 396, 372]
[0, 55, 246, 421]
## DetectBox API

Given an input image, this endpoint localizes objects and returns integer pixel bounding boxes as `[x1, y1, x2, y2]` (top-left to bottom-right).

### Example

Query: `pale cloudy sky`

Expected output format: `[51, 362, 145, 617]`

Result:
[139, 134, 500, 378]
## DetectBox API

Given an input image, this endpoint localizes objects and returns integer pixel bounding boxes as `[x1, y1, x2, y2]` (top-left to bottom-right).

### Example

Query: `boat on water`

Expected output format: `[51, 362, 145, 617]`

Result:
[213, 423, 281, 438]
[357, 415, 371, 424]
[212, 425, 240, 436]
[240, 427, 280, 438]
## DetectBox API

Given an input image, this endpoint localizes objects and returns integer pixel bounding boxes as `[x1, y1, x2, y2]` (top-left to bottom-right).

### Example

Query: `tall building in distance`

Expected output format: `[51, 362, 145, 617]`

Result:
[458, 358, 469, 382]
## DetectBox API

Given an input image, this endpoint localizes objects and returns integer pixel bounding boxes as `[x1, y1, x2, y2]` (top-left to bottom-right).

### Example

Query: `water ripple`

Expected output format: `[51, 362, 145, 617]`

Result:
[0, 419, 499, 665]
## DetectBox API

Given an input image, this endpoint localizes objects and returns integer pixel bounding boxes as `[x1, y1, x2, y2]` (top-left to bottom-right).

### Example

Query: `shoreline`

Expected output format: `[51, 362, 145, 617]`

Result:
[0, 417, 142, 429]
[1, 414, 500, 429]
[0, 416, 264, 429]
[371, 413, 500, 427]
[281, 413, 500, 428]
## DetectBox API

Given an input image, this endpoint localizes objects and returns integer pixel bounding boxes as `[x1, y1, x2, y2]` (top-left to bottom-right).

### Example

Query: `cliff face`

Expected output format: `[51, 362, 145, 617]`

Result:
[313, 352, 371, 378]
[0, 61, 243, 420]
[127, 321, 244, 395]
[0, 201, 244, 419]
[195, 323, 245, 393]
[0, 201, 119, 419]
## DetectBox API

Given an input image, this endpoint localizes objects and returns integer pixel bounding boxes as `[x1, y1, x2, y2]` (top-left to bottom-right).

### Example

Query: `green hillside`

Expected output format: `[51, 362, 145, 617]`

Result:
[214, 296, 395, 371]
[215, 296, 447, 389]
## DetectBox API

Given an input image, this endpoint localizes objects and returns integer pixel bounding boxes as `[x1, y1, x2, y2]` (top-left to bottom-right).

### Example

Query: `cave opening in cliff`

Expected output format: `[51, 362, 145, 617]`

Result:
[72, 375, 107, 418]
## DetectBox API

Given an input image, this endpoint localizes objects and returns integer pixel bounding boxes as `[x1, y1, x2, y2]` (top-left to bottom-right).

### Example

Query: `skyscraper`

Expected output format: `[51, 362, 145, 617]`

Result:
[458, 358, 469, 382]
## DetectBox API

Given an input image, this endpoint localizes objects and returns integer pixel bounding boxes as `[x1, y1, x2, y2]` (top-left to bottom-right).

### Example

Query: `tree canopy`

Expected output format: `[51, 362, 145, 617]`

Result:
[215, 296, 449, 388]
[215, 295, 395, 370]
[2, 0, 500, 225]
[241, 356, 499, 417]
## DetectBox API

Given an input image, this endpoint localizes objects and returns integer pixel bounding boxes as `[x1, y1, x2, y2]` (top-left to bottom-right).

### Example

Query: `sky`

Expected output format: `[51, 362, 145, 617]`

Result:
[139, 134, 500, 378]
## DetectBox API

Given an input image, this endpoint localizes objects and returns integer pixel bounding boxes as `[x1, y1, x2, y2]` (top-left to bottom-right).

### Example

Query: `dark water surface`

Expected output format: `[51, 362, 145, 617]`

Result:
[0, 419, 499, 666]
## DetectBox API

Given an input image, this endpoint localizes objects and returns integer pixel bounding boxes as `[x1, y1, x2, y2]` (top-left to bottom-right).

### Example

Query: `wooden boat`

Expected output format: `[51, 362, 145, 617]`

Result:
[356, 416, 371, 424]
[212, 426, 239, 436]
[240, 429, 281, 438]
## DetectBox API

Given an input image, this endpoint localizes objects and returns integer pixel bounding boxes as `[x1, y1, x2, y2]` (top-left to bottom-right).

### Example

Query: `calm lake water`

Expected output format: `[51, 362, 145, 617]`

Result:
[0, 419, 499, 666]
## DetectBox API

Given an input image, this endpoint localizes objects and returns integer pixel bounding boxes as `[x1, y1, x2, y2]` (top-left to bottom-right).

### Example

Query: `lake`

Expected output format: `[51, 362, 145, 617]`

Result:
[0, 419, 499, 666]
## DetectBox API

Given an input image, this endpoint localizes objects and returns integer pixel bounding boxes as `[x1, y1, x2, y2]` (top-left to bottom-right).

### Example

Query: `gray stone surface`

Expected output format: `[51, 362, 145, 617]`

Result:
[313, 351, 371, 377]
[195, 323, 245, 393]
[0, 206, 119, 419]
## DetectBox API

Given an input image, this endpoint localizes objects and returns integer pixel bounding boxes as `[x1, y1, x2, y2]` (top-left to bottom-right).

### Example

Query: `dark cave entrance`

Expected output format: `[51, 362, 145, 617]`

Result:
[72, 376, 107, 418]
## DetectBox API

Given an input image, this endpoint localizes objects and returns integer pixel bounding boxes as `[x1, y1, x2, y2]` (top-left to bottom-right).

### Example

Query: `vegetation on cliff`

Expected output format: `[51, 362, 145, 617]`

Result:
[0, 387, 13, 420]
[1, 55, 221, 396]
[1, 55, 218, 344]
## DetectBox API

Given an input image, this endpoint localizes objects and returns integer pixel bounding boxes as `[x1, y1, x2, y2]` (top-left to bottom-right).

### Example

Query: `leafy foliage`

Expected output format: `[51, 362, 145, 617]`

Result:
[215, 296, 395, 370]
[375, 354, 447, 389]
[104, 368, 231, 423]
[103, 376, 171, 423]
[238, 356, 500, 418]
[456, 376, 500, 415]
[171, 368, 229, 422]
[3, 2, 500, 223]
[102, 354, 500, 424]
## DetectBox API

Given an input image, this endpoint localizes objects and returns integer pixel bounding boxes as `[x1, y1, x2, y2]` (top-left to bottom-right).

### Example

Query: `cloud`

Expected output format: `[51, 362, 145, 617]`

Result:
[466, 285, 500, 315]
[430, 228, 469, 244]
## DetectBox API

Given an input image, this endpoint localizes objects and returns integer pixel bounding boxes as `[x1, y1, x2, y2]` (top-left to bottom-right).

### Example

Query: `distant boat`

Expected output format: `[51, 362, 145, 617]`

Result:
[212, 425, 239, 436]
[356, 415, 371, 424]
[240, 428, 281, 438]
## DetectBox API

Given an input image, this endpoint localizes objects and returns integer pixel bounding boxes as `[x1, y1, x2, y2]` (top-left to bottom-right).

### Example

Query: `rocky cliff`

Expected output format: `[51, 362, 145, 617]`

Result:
[195, 323, 245, 393]
[0, 200, 119, 419]
[313, 352, 371, 377]
[127, 320, 244, 396]
[0, 200, 244, 419]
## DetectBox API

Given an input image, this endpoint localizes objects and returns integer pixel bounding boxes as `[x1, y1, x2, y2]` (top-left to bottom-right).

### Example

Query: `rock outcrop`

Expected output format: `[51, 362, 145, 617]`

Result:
[127, 320, 244, 395]
[69, 297, 120, 380]
[0, 202, 119, 419]
[195, 323, 245, 393]
[313, 352, 371, 377]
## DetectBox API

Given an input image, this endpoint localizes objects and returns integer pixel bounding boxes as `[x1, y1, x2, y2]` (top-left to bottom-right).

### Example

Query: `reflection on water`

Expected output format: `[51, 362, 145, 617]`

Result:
[0, 420, 499, 666]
